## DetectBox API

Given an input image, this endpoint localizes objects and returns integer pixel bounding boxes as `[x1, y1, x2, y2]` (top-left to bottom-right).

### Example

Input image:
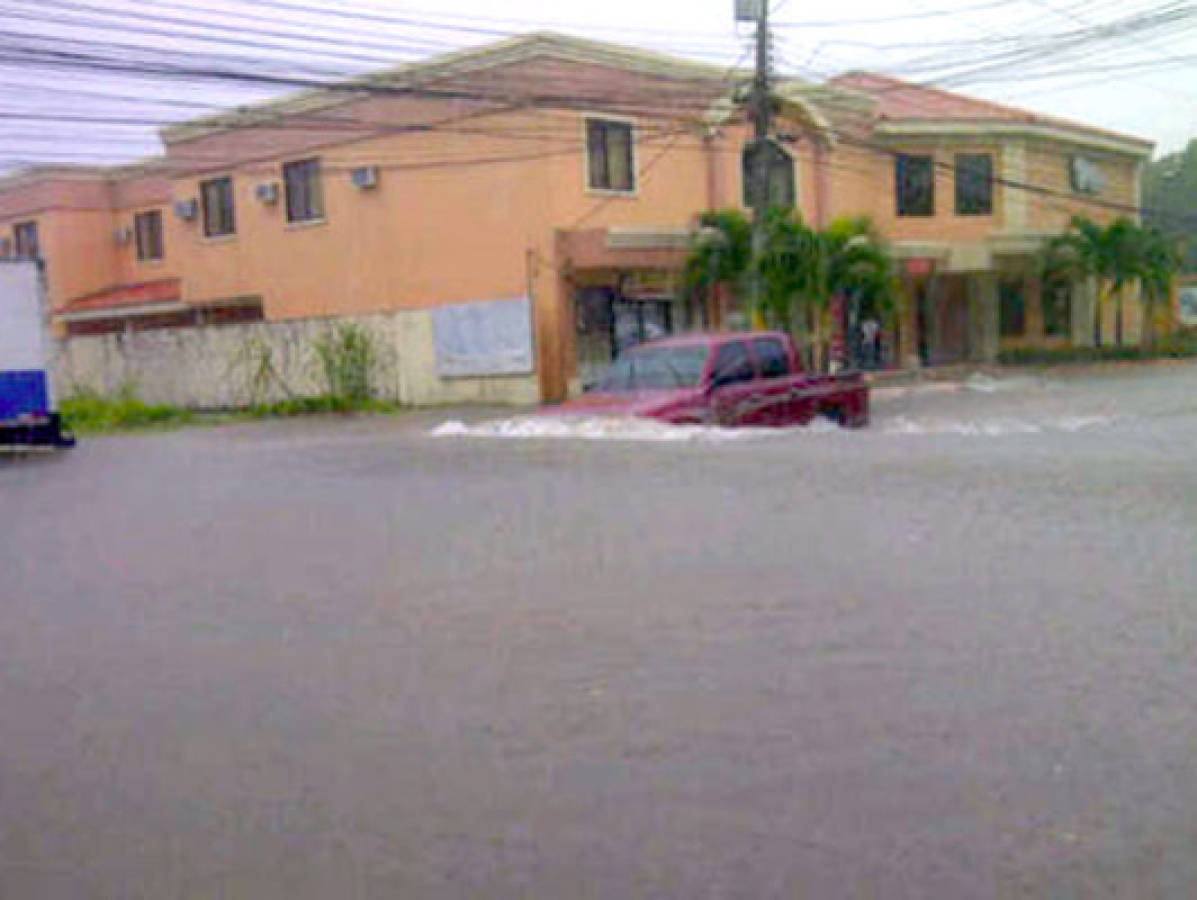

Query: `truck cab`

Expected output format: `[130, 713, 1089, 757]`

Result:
[561, 331, 869, 428]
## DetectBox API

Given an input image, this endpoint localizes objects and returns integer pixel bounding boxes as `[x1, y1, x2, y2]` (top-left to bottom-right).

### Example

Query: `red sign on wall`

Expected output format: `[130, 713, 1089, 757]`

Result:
[905, 258, 935, 277]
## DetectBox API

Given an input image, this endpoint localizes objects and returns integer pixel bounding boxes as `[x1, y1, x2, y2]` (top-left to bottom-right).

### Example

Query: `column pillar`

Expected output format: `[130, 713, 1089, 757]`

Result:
[1073, 276, 1097, 347]
[974, 271, 999, 362]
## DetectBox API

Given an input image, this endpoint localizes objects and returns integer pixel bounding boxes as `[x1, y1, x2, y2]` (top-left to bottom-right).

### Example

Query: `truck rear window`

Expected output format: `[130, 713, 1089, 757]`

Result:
[752, 338, 790, 378]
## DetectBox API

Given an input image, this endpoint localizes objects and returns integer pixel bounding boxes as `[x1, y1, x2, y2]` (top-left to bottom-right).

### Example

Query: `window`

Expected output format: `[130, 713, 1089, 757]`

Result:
[895, 154, 935, 217]
[709, 341, 755, 388]
[999, 279, 1025, 337]
[955, 154, 993, 216]
[134, 210, 164, 262]
[283, 158, 325, 223]
[13, 221, 38, 259]
[200, 177, 235, 238]
[752, 337, 790, 378]
[595, 345, 709, 391]
[586, 119, 634, 192]
[1043, 280, 1071, 337]
[741, 140, 796, 210]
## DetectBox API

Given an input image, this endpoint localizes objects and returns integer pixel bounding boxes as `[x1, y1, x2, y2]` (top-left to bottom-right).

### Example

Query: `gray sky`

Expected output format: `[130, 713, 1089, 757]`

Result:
[1, 0, 1194, 167]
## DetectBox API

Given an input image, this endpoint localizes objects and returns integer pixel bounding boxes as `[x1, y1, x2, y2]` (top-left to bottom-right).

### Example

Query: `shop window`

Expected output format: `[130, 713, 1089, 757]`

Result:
[955, 153, 993, 216]
[284, 158, 325, 223]
[999, 279, 1026, 337]
[895, 154, 934, 217]
[200, 176, 235, 237]
[586, 119, 635, 192]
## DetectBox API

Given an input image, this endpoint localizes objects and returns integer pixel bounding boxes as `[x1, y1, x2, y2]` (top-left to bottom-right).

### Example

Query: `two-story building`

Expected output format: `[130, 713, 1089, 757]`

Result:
[0, 33, 1154, 406]
[822, 72, 1152, 367]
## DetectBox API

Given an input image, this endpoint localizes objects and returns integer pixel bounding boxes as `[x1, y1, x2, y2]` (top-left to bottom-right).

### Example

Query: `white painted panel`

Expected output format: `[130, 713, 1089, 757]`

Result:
[0, 260, 46, 371]
[431, 296, 534, 378]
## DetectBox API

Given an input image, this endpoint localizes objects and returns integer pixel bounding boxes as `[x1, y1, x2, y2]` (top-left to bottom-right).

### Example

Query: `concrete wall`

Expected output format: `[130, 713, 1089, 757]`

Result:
[50, 310, 539, 409]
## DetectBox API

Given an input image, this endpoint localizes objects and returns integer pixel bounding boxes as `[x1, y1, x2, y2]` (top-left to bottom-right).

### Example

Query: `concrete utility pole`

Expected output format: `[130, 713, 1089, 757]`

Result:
[749, 0, 771, 318]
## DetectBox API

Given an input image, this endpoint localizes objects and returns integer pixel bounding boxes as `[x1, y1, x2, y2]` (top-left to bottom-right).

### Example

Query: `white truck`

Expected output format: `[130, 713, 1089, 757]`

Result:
[0, 258, 74, 448]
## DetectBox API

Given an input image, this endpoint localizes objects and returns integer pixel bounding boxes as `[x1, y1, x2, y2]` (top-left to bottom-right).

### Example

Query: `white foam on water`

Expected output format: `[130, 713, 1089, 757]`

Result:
[883, 415, 1113, 437]
[964, 373, 1040, 393]
[430, 415, 841, 442]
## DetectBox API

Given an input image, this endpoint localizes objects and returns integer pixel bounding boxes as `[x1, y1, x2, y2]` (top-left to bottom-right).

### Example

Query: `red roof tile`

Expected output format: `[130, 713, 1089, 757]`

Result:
[65, 278, 181, 313]
[829, 72, 1151, 147]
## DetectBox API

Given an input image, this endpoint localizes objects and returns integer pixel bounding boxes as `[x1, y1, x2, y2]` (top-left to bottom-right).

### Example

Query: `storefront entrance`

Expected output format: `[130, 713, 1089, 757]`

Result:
[574, 277, 678, 387]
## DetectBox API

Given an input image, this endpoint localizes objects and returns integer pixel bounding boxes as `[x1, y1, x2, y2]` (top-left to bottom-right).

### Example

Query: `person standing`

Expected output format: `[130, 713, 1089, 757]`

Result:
[861, 317, 881, 369]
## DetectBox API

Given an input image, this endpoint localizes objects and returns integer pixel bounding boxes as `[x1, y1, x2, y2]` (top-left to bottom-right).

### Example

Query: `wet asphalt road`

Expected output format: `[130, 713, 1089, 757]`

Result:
[3, 362, 1197, 899]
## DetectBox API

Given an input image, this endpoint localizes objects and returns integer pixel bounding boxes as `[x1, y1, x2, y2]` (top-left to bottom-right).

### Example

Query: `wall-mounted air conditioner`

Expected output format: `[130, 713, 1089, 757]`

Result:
[255, 182, 279, 204]
[115, 226, 133, 245]
[173, 198, 199, 220]
[350, 165, 380, 189]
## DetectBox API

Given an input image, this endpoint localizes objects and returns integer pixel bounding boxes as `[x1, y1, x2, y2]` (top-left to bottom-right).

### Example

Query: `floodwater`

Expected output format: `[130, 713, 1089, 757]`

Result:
[3, 362, 1197, 898]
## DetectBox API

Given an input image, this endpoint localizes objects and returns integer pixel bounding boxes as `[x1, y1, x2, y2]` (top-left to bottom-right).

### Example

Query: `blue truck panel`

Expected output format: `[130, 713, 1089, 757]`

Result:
[0, 369, 49, 420]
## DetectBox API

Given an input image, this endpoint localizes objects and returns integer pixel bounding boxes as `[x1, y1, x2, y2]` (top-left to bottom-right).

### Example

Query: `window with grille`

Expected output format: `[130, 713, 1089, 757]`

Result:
[200, 177, 235, 237]
[895, 154, 935, 217]
[284, 158, 325, 223]
[134, 210, 164, 261]
[955, 154, 993, 216]
[586, 119, 635, 192]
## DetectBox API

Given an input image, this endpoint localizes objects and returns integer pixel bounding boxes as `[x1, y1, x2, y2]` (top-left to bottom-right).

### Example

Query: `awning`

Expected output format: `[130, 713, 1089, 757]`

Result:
[57, 278, 183, 323]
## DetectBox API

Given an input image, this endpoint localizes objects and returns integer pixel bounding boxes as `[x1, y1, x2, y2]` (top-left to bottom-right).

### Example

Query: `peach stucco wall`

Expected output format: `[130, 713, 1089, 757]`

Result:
[41, 211, 119, 311]
[1022, 142, 1138, 231]
[167, 107, 819, 317]
[0, 173, 173, 309]
[826, 140, 1004, 242]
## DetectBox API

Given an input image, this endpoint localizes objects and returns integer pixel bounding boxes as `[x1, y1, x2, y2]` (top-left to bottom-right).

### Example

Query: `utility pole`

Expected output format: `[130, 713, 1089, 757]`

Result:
[749, 0, 771, 319]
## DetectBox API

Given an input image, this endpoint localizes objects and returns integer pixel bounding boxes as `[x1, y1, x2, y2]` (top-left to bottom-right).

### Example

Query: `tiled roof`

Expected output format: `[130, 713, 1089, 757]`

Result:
[829, 72, 1152, 147]
[65, 278, 181, 313]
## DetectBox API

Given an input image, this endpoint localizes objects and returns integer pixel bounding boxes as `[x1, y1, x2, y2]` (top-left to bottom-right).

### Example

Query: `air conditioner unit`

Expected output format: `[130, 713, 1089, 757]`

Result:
[350, 165, 379, 189]
[173, 198, 199, 221]
[115, 226, 133, 245]
[255, 182, 279, 204]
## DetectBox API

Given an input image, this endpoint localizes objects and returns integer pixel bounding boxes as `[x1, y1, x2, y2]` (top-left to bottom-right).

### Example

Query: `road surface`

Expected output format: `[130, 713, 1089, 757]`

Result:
[3, 362, 1197, 898]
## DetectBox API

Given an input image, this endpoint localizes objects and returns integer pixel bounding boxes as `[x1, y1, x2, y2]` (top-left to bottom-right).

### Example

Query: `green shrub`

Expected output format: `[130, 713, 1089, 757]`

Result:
[60, 385, 193, 432]
[312, 323, 375, 403]
[997, 336, 1197, 366]
[245, 395, 397, 417]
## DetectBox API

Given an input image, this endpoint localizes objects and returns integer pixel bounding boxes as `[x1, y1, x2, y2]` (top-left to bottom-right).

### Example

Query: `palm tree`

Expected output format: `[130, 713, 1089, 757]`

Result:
[755, 208, 820, 336]
[1138, 226, 1182, 351]
[683, 209, 752, 328]
[684, 209, 895, 368]
[1044, 216, 1145, 347]
[755, 212, 895, 366]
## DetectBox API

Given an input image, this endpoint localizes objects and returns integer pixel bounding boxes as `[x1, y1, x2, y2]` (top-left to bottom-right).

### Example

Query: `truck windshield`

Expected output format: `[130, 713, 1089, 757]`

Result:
[595, 345, 710, 391]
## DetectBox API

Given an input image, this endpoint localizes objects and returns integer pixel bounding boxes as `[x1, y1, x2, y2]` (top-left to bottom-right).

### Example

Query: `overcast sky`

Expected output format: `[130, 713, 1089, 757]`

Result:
[1, 0, 1194, 167]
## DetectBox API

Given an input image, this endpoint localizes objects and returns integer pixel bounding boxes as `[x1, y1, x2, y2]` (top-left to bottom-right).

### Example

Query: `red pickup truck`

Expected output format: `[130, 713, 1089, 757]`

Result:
[559, 331, 868, 428]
